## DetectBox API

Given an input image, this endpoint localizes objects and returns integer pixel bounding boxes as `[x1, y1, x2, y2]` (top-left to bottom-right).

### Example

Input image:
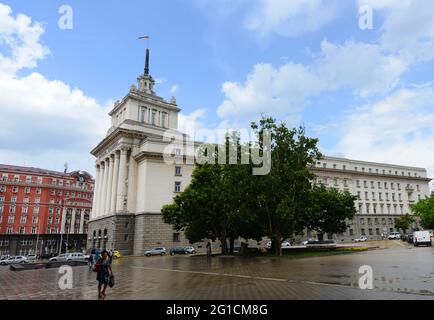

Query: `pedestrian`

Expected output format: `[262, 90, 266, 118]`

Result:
[206, 241, 211, 256]
[94, 249, 113, 300]
[88, 252, 94, 270]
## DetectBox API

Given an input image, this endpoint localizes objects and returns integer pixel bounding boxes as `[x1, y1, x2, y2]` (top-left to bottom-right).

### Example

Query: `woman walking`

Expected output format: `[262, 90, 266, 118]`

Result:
[95, 249, 113, 300]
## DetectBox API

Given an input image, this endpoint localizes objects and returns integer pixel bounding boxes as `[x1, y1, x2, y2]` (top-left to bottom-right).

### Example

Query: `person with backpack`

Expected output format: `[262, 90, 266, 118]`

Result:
[94, 249, 113, 300]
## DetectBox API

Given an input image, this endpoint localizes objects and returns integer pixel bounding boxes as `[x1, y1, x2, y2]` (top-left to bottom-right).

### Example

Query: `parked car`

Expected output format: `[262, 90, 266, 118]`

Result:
[26, 254, 38, 262]
[388, 232, 401, 240]
[407, 234, 414, 244]
[145, 247, 166, 256]
[302, 239, 315, 245]
[49, 252, 87, 262]
[40, 253, 57, 260]
[413, 231, 432, 247]
[355, 236, 368, 242]
[170, 247, 189, 255]
[266, 241, 291, 249]
[0, 256, 28, 265]
[184, 246, 196, 254]
[0, 255, 11, 261]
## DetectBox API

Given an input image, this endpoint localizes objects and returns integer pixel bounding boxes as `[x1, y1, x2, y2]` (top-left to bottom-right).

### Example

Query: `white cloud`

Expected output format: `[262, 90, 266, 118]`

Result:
[0, 3, 49, 75]
[170, 84, 179, 95]
[217, 39, 407, 120]
[0, 4, 110, 175]
[178, 108, 207, 135]
[244, 0, 339, 37]
[332, 86, 434, 181]
[358, 0, 434, 63]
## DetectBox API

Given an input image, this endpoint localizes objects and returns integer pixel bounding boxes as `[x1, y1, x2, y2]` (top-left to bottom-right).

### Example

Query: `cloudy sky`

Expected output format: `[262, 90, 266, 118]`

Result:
[0, 0, 434, 187]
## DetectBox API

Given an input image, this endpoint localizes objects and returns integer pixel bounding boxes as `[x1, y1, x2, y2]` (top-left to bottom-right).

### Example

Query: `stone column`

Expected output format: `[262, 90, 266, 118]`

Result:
[110, 151, 120, 213]
[70, 209, 76, 234]
[116, 148, 128, 212]
[79, 210, 85, 234]
[60, 207, 67, 234]
[101, 159, 110, 216]
[91, 165, 100, 220]
[106, 155, 115, 215]
[97, 161, 106, 218]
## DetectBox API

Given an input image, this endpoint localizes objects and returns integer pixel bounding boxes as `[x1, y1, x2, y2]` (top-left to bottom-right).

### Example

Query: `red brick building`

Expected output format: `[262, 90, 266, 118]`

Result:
[0, 164, 94, 256]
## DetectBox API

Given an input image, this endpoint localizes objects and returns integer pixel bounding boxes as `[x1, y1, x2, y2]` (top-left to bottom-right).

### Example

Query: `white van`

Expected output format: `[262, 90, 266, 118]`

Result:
[413, 231, 432, 247]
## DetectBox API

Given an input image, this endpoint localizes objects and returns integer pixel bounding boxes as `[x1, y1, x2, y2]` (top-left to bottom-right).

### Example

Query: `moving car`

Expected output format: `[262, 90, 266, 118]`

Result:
[388, 232, 401, 240]
[0, 256, 28, 265]
[145, 247, 166, 256]
[355, 236, 367, 242]
[413, 231, 432, 247]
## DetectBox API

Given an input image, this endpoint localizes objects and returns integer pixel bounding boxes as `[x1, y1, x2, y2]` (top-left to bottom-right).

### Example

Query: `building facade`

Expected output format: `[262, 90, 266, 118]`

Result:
[89, 51, 432, 255]
[88, 48, 199, 255]
[0, 165, 94, 256]
[311, 157, 431, 242]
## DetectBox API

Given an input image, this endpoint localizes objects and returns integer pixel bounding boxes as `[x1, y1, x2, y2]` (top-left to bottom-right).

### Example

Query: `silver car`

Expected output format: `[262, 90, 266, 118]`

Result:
[145, 247, 166, 256]
[0, 256, 28, 265]
[49, 252, 87, 262]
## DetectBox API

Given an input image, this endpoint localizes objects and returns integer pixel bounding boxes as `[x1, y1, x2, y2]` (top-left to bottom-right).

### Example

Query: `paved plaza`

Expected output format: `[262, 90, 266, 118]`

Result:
[0, 241, 433, 300]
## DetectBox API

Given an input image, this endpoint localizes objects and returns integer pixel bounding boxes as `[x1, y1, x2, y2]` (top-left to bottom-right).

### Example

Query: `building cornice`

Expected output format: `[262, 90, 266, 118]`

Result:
[321, 156, 428, 172]
[90, 127, 147, 157]
[311, 166, 432, 182]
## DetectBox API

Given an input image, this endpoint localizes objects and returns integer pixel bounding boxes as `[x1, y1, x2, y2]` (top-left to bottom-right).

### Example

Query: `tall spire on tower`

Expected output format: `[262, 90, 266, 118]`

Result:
[145, 47, 150, 75]
[137, 35, 155, 95]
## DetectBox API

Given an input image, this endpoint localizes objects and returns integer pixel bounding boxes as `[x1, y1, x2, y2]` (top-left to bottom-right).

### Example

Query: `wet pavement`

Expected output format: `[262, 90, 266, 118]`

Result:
[0, 240, 432, 300]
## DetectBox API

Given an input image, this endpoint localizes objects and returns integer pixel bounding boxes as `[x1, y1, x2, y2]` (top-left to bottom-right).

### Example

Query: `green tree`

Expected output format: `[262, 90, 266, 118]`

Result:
[305, 184, 357, 240]
[394, 214, 414, 233]
[162, 133, 261, 254]
[412, 192, 434, 229]
[251, 117, 322, 256]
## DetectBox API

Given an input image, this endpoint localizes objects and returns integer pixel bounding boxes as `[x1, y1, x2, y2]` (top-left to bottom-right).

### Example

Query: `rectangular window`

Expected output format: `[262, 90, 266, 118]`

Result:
[12, 186, 18, 193]
[25, 187, 30, 194]
[26, 176, 31, 183]
[22, 206, 28, 214]
[162, 112, 167, 128]
[31, 227, 37, 234]
[8, 216, 14, 223]
[378, 181, 381, 189]
[349, 229, 354, 236]
[369, 228, 373, 236]
[1, 174, 7, 182]
[32, 217, 38, 224]
[175, 166, 182, 176]
[376, 228, 380, 235]
[37, 177, 42, 184]
[174, 182, 181, 193]
[34, 206, 39, 214]
[23, 197, 29, 203]
[0, 205, 3, 213]
[173, 233, 180, 242]
[0, 186, 5, 192]
[361, 229, 366, 236]
[7, 227, 13, 234]
[11, 195, 17, 202]
[20, 216, 26, 224]
[0, 196, 4, 202]
[9, 205, 16, 214]
[356, 180, 360, 188]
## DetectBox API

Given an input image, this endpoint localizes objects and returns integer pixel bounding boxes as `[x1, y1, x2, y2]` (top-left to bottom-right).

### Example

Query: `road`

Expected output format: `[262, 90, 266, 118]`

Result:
[0, 240, 432, 300]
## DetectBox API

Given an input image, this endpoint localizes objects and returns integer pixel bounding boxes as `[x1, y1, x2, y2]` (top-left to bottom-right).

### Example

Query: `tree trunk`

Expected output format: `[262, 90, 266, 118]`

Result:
[273, 235, 282, 256]
[220, 238, 228, 255]
[229, 237, 235, 254]
[318, 233, 324, 241]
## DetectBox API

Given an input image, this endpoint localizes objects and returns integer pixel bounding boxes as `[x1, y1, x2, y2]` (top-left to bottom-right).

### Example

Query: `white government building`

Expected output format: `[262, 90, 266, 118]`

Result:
[88, 51, 432, 255]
